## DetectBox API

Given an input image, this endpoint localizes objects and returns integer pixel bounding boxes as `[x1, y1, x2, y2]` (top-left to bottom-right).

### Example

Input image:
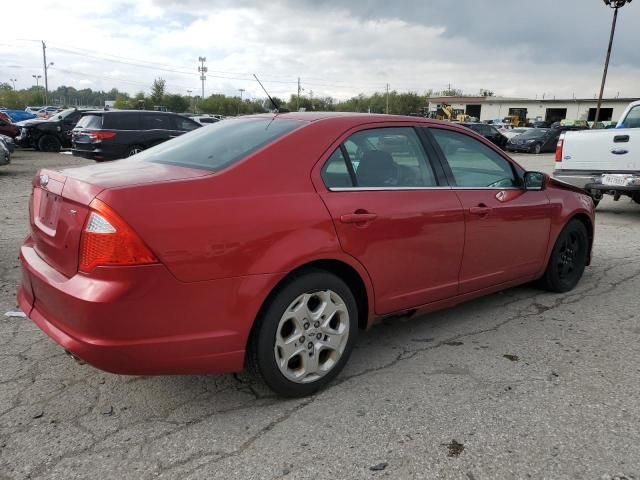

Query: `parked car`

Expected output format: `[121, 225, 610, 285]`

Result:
[16, 108, 90, 151]
[501, 127, 531, 140]
[191, 114, 223, 125]
[0, 138, 10, 166]
[18, 113, 595, 397]
[0, 112, 20, 138]
[0, 109, 37, 123]
[72, 110, 201, 161]
[457, 122, 508, 149]
[25, 106, 44, 115]
[506, 128, 563, 154]
[555, 100, 640, 206]
[0, 134, 16, 153]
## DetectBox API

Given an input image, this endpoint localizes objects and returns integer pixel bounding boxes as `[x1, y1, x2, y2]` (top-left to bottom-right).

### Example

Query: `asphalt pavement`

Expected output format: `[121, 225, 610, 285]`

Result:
[1, 150, 639, 480]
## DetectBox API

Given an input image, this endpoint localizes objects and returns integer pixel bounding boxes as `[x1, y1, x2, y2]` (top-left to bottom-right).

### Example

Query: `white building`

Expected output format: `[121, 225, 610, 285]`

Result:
[427, 95, 638, 124]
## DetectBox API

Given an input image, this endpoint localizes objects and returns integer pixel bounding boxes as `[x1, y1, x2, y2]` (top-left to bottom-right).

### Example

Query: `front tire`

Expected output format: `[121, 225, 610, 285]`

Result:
[531, 144, 541, 154]
[538, 220, 589, 293]
[38, 135, 61, 152]
[247, 270, 358, 397]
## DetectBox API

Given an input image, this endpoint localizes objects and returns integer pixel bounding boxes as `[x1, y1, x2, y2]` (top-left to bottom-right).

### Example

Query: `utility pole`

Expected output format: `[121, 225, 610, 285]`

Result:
[42, 41, 50, 105]
[309, 90, 314, 110]
[386, 83, 390, 114]
[238, 88, 245, 115]
[32, 74, 42, 103]
[594, 0, 632, 127]
[297, 77, 301, 111]
[198, 56, 207, 99]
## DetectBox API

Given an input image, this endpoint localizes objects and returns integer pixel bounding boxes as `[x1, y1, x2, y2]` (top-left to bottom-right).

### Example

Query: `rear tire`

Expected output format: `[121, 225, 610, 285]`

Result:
[247, 270, 358, 397]
[38, 135, 61, 152]
[532, 144, 541, 154]
[126, 145, 144, 157]
[538, 220, 589, 293]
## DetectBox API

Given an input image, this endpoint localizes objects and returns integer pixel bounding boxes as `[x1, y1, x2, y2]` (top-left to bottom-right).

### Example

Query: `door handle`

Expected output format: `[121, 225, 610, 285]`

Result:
[611, 148, 629, 155]
[469, 205, 492, 216]
[614, 135, 630, 143]
[340, 213, 378, 224]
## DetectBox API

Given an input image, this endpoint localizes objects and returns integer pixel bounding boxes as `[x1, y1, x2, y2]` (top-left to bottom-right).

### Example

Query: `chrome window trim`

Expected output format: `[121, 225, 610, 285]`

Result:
[328, 186, 524, 192]
[329, 186, 451, 192]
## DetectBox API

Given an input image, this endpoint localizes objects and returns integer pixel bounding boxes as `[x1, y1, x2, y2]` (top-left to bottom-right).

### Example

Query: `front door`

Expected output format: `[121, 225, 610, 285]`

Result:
[428, 127, 552, 294]
[315, 126, 465, 314]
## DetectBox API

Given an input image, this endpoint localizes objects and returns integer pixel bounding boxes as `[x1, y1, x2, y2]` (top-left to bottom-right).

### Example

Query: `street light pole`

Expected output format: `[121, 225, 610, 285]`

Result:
[238, 88, 245, 115]
[594, 0, 632, 127]
[9, 78, 17, 90]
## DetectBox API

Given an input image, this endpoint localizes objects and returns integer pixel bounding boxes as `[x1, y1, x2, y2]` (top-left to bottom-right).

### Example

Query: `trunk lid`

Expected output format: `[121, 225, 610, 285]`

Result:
[30, 161, 210, 277]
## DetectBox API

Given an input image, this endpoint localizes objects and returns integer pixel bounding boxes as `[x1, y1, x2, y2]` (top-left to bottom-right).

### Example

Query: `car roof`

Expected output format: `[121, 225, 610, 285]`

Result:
[83, 110, 179, 115]
[242, 111, 452, 128]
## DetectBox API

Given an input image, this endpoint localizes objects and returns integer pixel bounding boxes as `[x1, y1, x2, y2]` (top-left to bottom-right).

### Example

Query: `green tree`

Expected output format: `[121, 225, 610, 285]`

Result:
[163, 93, 189, 113]
[150, 78, 166, 105]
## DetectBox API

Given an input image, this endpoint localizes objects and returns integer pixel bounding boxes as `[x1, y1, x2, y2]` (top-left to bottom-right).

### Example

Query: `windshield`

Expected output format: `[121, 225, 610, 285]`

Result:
[139, 117, 304, 171]
[518, 129, 549, 139]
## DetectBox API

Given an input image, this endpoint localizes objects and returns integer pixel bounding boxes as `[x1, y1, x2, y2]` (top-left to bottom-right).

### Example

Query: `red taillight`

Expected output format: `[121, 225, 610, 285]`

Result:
[79, 199, 157, 273]
[555, 135, 565, 162]
[88, 131, 117, 141]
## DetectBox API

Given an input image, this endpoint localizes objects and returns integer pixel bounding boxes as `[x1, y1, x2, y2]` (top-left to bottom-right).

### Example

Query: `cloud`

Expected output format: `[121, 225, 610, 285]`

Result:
[0, 0, 638, 101]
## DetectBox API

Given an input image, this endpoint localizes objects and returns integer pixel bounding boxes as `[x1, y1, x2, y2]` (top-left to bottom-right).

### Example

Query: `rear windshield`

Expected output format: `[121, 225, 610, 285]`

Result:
[76, 114, 103, 129]
[518, 129, 549, 139]
[139, 117, 303, 171]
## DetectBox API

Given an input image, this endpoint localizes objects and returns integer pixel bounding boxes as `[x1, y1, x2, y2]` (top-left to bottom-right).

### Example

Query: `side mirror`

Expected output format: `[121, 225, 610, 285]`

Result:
[524, 171, 545, 191]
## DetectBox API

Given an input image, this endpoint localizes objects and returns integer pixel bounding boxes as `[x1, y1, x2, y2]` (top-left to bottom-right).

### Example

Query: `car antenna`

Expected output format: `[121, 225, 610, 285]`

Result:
[253, 74, 289, 113]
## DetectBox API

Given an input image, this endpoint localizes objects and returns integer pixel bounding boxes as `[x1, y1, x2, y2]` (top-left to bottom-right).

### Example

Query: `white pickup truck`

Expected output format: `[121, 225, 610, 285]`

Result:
[554, 100, 640, 206]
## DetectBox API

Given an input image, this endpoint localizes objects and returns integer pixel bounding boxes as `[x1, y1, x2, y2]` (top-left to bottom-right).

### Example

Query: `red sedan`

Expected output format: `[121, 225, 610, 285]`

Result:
[17, 113, 595, 397]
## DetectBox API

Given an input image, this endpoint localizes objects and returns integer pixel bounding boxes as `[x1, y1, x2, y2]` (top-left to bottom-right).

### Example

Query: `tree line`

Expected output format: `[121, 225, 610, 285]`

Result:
[0, 78, 489, 116]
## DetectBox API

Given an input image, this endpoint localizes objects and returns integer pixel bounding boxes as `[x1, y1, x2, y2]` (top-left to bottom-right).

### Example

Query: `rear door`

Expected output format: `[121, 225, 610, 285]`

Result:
[141, 113, 173, 146]
[427, 127, 552, 293]
[315, 125, 465, 314]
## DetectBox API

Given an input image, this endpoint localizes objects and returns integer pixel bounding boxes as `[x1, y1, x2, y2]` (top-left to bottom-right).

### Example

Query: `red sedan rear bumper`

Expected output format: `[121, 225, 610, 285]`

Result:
[17, 242, 282, 375]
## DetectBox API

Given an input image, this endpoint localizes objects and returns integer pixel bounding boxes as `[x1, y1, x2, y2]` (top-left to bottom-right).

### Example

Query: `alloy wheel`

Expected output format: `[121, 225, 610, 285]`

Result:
[557, 232, 581, 281]
[274, 290, 350, 384]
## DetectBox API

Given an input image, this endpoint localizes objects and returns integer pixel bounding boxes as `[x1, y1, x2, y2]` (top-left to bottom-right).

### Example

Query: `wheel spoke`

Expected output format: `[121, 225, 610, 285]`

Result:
[273, 288, 351, 384]
[302, 349, 320, 378]
[276, 334, 304, 367]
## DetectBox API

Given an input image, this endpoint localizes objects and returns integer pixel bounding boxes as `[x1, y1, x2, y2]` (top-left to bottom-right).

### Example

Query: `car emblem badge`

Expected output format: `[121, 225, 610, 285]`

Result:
[39, 174, 49, 188]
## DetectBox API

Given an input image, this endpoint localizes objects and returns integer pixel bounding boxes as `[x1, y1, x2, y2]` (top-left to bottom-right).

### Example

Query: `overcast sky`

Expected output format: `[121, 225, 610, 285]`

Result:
[1, 0, 638, 101]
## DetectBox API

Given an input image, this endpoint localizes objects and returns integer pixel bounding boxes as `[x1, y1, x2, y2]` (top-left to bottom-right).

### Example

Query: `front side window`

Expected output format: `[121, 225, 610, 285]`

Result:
[430, 129, 518, 188]
[322, 127, 437, 189]
[174, 116, 201, 131]
[141, 117, 302, 171]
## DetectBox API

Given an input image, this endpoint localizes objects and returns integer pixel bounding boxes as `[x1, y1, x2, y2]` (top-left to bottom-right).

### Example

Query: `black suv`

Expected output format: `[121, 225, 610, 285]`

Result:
[72, 110, 201, 161]
[17, 108, 90, 152]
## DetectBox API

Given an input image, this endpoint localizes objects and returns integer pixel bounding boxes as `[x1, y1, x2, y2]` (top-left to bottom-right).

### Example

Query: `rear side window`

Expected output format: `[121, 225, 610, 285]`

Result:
[103, 113, 139, 130]
[142, 113, 172, 130]
[138, 117, 302, 171]
[623, 106, 640, 128]
[76, 114, 103, 129]
[322, 127, 437, 189]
